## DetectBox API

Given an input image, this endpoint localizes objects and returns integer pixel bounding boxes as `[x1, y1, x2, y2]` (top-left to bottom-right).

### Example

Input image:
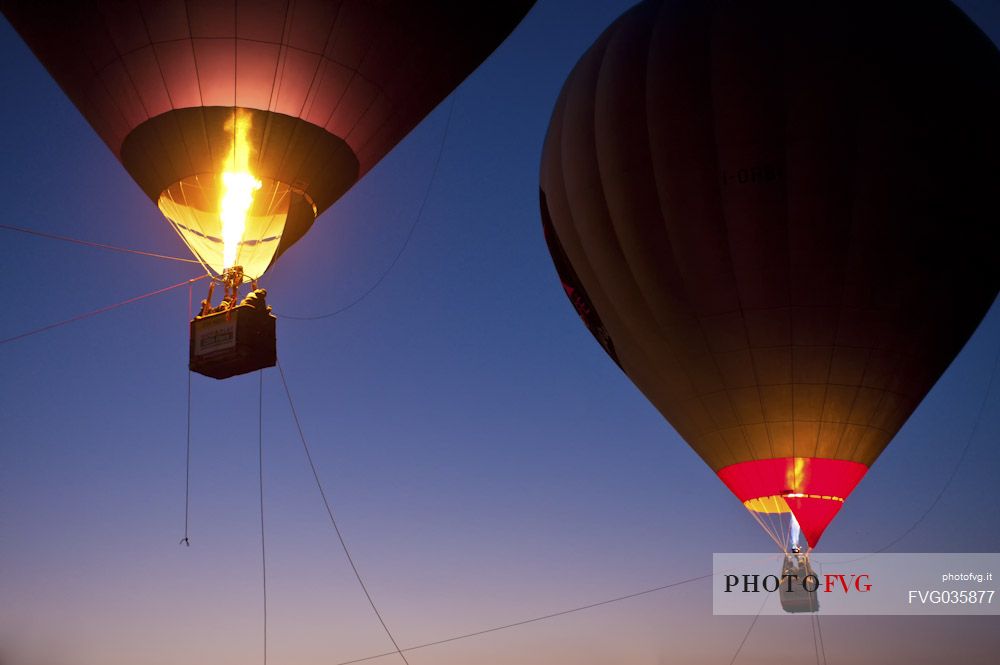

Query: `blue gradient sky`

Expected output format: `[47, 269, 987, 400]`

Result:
[1, 2, 998, 664]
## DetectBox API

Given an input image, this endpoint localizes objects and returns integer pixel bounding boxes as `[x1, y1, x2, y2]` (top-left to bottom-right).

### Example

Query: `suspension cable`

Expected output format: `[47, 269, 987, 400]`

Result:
[279, 94, 457, 321]
[275, 361, 410, 665]
[0, 222, 200, 264]
[0, 274, 209, 346]
[259, 370, 269, 665]
[810, 611, 820, 665]
[331, 573, 714, 665]
[727, 590, 769, 665]
[814, 613, 828, 665]
[180, 281, 194, 547]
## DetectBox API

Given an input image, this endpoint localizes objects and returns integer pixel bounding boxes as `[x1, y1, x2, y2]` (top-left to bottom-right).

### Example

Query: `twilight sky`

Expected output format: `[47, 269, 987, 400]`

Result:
[1, 2, 998, 664]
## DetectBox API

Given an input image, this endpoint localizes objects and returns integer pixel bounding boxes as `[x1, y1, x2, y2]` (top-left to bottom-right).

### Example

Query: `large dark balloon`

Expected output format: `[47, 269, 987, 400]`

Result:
[2, 0, 533, 277]
[540, 0, 999, 548]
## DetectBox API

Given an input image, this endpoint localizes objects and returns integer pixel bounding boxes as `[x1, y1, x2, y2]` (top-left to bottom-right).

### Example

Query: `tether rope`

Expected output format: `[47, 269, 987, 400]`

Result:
[0, 222, 199, 264]
[331, 573, 714, 665]
[0, 274, 208, 346]
[276, 361, 410, 665]
[259, 370, 269, 665]
[180, 282, 194, 547]
[727, 590, 769, 665]
[814, 613, 828, 665]
[279, 93, 457, 321]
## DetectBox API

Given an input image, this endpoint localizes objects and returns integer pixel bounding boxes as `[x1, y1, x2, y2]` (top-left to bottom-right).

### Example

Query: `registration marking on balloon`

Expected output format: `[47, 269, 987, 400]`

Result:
[720, 162, 783, 186]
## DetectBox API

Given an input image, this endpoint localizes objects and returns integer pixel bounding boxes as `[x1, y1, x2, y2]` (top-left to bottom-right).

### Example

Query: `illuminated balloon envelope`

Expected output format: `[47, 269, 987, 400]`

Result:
[2, 0, 534, 282]
[3, 0, 534, 377]
[540, 0, 1000, 548]
[116, 104, 355, 284]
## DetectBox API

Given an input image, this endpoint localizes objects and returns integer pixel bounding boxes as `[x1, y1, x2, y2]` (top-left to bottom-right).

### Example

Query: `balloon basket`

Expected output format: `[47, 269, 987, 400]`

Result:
[189, 303, 276, 380]
[779, 552, 820, 614]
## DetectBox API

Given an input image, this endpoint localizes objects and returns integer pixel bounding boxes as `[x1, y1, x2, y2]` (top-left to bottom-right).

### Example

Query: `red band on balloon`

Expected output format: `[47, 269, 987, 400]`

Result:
[717, 457, 869, 548]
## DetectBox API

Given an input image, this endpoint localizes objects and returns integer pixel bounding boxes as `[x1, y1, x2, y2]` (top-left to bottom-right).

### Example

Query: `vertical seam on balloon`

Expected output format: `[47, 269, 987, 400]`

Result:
[550, 34, 669, 460]
[253, 0, 293, 177]
[136, 3, 201, 217]
[317, 9, 382, 136]
[95, 3, 194, 251]
[862, 344, 923, 463]
[343, 4, 441, 157]
[105, 37, 152, 122]
[270, 2, 357, 226]
[828, 347, 872, 462]
[594, 1, 693, 400]
[593, 2, 688, 434]
[344, 4, 419, 149]
[554, 31, 623, 338]
[809, 66, 862, 462]
[340, 89, 382, 150]
[246, 10, 295, 272]
[768, 2, 795, 476]
[823, 56, 874, 463]
[88, 36, 388, 128]
[245, 183, 286, 281]
[183, 1, 205, 108]
[641, 3, 743, 471]
[699, 4, 792, 545]
[351, 38, 435, 160]
[576, 16, 704, 470]
[182, 3, 218, 176]
[851, 385, 893, 462]
[652, 3, 779, 540]
[84, 11, 133, 146]
[696, 5, 773, 475]
[111, 52, 216, 275]
[233, 0, 238, 113]
[130, 9, 212, 276]
[159, 188, 215, 278]
[301, 1, 346, 123]
[279, 6, 386, 211]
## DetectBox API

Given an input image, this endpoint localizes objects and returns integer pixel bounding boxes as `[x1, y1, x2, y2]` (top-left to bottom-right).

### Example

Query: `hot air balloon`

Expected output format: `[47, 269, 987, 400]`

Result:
[2, 0, 533, 378]
[540, 0, 999, 551]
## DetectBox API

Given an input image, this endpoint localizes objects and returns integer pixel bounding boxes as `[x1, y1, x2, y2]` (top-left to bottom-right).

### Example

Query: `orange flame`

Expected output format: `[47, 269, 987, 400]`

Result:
[220, 110, 261, 270]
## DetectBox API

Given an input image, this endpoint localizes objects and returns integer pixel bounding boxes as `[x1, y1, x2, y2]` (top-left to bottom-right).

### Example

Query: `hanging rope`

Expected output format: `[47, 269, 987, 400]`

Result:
[810, 611, 820, 665]
[180, 281, 194, 547]
[0, 222, 200, 264]
[0, 274, 209, 346]
[726, 614, 760, 665]
[726, 590, 769, 665]
[813, 613, 828, 665]
[259, 370, 269, 665]
[275, 361, 410, 665]
[279, 93, 457, 321]
[179, 370, 193, 546]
